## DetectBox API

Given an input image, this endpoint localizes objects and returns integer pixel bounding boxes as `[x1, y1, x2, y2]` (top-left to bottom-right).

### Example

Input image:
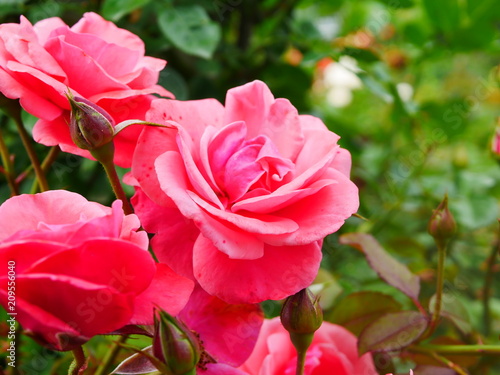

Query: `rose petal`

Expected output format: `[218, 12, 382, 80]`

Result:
[132, 126, 179, 207]
[178, 286, 262, 367]
[201, 363, 249, 375]
[193, 235, 322, 303]
[224, 81, 304, 161]
[71, 12, 144, 52]
[0, 190, 109, 241]
[131, 263, 194, 324]
[131, 188, 198, 279]
[26, 239, 155, 295]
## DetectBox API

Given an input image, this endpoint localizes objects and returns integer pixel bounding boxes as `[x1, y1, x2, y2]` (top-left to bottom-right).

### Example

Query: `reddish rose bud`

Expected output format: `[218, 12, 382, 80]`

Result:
[428, 195, 456, 249]
[153, 309, 201, 375]
[66, 93, 115, 151]
[280, 288, 323, 353]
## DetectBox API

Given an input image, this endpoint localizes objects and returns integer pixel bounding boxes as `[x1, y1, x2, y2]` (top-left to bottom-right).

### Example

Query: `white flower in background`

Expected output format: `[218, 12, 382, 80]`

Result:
[323, 56, 363, 108]
[396, 82, 414, 102]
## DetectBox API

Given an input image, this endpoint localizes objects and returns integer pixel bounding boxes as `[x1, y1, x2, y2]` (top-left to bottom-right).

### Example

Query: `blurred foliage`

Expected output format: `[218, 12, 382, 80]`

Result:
[0, 0, 499, 374]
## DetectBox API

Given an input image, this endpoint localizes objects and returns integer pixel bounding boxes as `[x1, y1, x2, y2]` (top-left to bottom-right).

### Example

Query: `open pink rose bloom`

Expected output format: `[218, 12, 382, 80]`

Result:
[0, 190, 193, 351]
[0, 12, 172, 167]
[131, 80, 359, 304]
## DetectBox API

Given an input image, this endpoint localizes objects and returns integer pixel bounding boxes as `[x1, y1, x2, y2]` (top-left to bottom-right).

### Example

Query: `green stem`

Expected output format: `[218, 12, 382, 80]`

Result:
[289, 332, 312, 375]
[10, 108, 49, 191]
[69, 346, 87, 375]
[94, 335, 128, 375]
[0, 118, 19, 195]
[100, 158, 133, 215]
[482, 230, 499, 336]
[295, 349, 306, 375]
[30, 146, 60, 193]
[410, 344, 500, 355]
[428, 243, 447, 336]
[427, 351, 468, 375]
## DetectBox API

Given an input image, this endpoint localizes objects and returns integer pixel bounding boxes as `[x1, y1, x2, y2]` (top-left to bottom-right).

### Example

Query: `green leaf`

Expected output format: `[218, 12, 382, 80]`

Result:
[429, 293, 472, 334]
[340, 233, 421, 301]
[375, 0, 414, 8]
[451, 195, 498, 230]
[101, 0, 153, 22]
[421, 0, 461, 36]
[358, 311, 428, 354]
[158, 5, 221, 59]
[358, 73, 393, 103]
[329, 291, 402, 335]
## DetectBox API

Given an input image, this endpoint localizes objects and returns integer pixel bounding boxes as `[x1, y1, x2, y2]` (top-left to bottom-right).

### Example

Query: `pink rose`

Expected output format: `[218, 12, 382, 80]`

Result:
[0, 190, 194, 351]
[130, 80, 359, 303]
[239, 318, 377, 375]
[0, 12, 172, 167]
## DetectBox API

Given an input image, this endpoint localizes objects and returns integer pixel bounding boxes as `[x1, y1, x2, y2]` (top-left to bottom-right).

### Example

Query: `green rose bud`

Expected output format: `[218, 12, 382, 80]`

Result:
[153, 309, 201, 375]
[281, 288, 323, 354]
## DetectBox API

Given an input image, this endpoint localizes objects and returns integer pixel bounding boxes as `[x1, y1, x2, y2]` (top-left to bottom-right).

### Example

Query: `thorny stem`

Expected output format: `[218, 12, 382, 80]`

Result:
[482, 224, 499, 336]
[0, 117, 19, 195]
[94, 335, 128, 375]
[100, 158, 133, 215]
[69, 346, 87, 375]
[427, 351, 468, 375]
[427, 242, 447, 337]
[410, 344, 500, 355]
[10, 107, 49, 191]
[30, 146, 60, 193]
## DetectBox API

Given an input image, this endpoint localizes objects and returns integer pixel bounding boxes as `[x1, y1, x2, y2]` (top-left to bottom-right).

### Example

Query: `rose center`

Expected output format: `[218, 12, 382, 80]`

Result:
[207, 122, 294, 203]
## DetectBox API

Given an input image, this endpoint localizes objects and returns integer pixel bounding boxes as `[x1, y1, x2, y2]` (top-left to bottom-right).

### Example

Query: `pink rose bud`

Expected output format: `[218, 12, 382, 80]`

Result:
[428, 194, 456, 249]
[280, 288, 323, 353]
[66, 93, 115, 151]
[153, 309, 201, 375]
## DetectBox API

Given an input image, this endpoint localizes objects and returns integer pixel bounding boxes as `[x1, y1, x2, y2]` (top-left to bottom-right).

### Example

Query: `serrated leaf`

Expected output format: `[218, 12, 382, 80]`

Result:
[429, 293, 471, 334]
[158, 5, 221, 59]
[112, 345, 159, 375]
[340, 233, 420, 301]
[358, 311, 428, 355]
[101, 0, 152, 22]
[329, 291, 402, 335]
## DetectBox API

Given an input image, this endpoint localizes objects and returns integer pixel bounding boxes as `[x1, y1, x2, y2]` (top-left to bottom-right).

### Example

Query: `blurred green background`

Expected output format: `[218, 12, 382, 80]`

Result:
[0, 0, 499, 374]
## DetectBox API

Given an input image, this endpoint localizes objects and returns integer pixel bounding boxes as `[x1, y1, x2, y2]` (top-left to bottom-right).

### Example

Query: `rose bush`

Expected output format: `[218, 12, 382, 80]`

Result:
[238, 318, 377, 375]
[0, 190, 194, 351]
[0, 12, 172, 167]
[130, 80, 359, 304]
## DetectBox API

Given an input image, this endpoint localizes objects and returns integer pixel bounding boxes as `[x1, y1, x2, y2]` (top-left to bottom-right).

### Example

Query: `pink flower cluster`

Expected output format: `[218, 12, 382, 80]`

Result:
[0, 12, 365, 374]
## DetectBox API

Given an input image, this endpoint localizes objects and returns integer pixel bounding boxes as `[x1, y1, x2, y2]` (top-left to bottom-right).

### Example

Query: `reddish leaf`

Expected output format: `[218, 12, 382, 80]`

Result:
[329, 291, 402, 335]
[414, 365, 456, 375]
[112, 345, 159, 375]
[340, 233, 420, 300]
[358, 311, 428, 355]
